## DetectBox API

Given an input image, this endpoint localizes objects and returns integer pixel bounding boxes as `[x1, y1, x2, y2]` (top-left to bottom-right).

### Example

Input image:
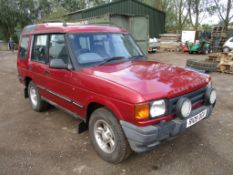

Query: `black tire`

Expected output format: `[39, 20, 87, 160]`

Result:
[89, 108, 131, 163]
[186, 59, 218, 72]
[203, 48, 209, 55]
[223, 47, 230, 53]
[28, 81, 48, 112]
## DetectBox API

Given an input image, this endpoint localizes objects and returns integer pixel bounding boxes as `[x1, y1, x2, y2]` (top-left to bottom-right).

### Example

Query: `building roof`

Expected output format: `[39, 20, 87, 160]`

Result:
[67, 0, 165, 16]
[22, 23, 127, 35]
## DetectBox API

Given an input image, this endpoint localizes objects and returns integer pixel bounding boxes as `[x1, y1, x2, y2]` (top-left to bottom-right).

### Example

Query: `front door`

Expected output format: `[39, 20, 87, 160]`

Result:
[46, 34, 83, 115]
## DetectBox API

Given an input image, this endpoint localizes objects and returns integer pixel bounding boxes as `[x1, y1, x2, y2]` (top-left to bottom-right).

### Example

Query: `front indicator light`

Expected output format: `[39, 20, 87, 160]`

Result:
[135, 103, 149, 120]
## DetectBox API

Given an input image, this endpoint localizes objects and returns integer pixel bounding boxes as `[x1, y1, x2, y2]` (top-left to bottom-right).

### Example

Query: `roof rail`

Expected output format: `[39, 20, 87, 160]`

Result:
[41, 19, 68, 27]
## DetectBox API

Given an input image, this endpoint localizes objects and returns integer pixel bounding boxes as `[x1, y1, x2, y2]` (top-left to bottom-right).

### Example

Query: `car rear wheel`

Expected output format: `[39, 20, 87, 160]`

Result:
[89, 108, 131, 163]
[28, 81, 48, 112]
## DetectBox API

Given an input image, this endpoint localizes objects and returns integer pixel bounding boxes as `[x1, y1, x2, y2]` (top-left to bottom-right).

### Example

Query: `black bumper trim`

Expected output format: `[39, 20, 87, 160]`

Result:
[120, 105, 213, 153]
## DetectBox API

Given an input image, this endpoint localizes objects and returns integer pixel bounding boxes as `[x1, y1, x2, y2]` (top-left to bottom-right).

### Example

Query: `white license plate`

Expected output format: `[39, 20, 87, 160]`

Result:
[186, 109, 207, 128]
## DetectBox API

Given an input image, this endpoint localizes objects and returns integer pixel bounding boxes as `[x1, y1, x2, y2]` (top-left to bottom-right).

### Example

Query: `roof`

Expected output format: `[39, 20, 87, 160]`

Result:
[67, 0, 165, 16]
[22, 23, 127, 35]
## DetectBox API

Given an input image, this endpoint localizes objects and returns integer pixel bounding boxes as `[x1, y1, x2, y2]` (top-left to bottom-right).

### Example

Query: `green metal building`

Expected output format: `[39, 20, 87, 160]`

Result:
[67, 0, 165, 37]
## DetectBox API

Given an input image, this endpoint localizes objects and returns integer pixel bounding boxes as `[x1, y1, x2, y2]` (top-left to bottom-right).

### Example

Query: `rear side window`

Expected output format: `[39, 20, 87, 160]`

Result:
[18, 36, 30, 59]
[31, 35, 48, 63]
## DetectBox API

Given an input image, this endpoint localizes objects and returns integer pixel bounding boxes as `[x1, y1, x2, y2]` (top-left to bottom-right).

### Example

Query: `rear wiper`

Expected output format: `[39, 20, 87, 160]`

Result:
[99, 56, 126, 65]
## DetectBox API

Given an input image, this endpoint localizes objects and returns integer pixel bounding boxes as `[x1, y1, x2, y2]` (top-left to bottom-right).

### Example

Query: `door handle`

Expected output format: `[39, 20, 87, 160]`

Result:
[44, 70, 50, 76]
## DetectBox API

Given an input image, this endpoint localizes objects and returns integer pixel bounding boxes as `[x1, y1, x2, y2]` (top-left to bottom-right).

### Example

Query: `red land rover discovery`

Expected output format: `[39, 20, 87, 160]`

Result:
[17, 23, 216, 163]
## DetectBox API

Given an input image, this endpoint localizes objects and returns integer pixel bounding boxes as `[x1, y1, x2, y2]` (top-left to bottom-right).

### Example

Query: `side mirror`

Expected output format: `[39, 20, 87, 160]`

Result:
[49, 59, 69, 69]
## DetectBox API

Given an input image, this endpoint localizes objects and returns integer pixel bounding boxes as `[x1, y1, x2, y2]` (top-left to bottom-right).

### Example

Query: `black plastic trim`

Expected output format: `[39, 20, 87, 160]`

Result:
[37, 85, 84, 109]
[121, 105, 213, 153]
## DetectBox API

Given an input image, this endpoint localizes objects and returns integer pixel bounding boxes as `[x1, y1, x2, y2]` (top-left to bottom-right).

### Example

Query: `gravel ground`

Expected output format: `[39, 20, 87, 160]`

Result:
[0, 51, 233, 175]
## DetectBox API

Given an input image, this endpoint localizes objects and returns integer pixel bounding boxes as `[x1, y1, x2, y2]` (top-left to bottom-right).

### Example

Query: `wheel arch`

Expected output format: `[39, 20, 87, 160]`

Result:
[85, 100, 124, 126]
[223, 46, 231, 52]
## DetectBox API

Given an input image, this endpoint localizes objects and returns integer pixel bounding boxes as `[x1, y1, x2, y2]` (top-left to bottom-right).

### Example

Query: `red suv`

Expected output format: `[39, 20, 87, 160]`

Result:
[17, 23, 216, 163]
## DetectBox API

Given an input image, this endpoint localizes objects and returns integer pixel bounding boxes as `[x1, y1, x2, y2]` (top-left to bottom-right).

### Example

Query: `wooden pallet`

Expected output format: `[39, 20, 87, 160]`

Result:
[217, 63, 233, 74]
[207, 53, 233, 62]
[206, 53, 233, 74]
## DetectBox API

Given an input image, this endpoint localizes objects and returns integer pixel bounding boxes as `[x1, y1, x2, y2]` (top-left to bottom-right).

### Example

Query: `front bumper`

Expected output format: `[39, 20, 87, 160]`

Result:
[121, 105, 213, 153]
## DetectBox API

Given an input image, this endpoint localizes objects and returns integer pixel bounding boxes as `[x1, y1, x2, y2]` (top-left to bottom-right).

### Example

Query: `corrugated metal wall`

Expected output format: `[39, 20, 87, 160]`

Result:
[68, 0, 165, 37]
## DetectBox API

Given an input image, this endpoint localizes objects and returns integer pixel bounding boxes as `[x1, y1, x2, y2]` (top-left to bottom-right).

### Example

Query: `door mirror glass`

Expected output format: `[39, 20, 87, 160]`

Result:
[49, 59, 68, 69]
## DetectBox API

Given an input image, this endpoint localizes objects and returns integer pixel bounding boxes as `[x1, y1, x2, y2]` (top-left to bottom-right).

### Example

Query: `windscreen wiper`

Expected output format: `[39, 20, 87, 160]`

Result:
[129, 55, 145, 60]
[99, 56, 126, 65]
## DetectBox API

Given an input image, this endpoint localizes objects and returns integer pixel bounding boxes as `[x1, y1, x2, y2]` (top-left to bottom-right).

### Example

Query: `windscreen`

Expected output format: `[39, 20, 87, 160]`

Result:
[68, 33, 144, 67]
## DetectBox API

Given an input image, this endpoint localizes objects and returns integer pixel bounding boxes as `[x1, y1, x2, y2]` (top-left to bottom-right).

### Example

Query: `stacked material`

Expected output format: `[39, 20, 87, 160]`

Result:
[211, 26, 227, 52]
[159, 33, 181, 52]
[206, 52, 233, 74]
[159, 34, 181, 42]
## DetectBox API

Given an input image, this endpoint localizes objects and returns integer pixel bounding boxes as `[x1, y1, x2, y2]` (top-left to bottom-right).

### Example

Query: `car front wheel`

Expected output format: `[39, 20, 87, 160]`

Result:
[223, 47, 230, 53]
[28, 81, 48, 112]
[89, 108, 131, 163]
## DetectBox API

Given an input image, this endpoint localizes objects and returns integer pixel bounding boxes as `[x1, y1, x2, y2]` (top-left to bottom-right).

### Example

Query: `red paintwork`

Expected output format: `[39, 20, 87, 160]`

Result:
[22, 23, 127, 36]
[180, 43, 189, 52]
[17, 23, 211, 127]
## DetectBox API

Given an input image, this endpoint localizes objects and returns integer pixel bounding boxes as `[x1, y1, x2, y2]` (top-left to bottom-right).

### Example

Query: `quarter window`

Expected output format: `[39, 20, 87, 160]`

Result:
[18, 36, 30, 59]
[31, 35, 48, 63]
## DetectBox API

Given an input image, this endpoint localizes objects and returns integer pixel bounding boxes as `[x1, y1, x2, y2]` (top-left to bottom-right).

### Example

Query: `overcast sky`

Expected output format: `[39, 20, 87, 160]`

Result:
[200, 0, 232, 25]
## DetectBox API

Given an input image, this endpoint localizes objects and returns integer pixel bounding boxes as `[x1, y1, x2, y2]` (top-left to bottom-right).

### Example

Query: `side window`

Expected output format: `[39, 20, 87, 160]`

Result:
[49, 34, 68, 64]
[230, 38, 233, 42]
[18, 36, 30, 59]
[32, 35, 48, 63]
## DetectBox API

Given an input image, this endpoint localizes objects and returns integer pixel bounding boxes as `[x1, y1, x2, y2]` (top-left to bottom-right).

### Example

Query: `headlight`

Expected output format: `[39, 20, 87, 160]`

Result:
[205, 88, 216, 105]
[181, 99, 192, 118]
[150, 100, 166, 118]
[209, 89, 216, 104]
[176, 98, 192, 118]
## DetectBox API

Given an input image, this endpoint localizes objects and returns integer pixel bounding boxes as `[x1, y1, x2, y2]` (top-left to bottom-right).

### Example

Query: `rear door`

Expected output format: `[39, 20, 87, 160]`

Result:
[17, 35, 31, 79]
[29, 34, 51, 97]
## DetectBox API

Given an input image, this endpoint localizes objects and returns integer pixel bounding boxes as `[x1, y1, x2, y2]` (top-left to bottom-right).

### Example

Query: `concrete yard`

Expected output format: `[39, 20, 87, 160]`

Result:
[0, 51, 233, 175]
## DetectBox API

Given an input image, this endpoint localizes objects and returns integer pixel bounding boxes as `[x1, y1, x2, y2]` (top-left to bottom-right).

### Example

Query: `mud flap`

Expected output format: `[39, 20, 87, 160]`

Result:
[24, 87, 28, 98]
[79, 121, 88, 133]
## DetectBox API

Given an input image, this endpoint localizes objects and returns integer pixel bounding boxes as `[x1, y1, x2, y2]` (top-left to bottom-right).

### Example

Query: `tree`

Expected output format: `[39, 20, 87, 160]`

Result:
[187, 0, 212, 30]
[0, 0, 54, 41]
[142, 0, 189, 32]
[212, 0, 233, 30]
[0, 0, 25, 40]
[38, 7, 68, 23]
[174, 0, 188, 32]
[53, 0, 86, 12]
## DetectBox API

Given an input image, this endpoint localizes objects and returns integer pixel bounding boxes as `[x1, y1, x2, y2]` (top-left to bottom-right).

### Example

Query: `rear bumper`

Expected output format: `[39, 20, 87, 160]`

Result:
[120, 105, 213, 153]
[148, 47, 158, 52]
